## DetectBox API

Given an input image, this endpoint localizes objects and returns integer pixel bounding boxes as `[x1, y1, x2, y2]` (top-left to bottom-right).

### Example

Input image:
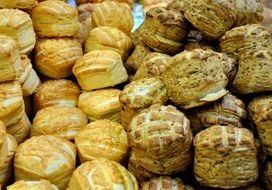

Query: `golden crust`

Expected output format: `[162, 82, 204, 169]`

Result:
[141, 176, 186, 190]
[32, 105, 88, 140]
[14, 135, 76, 190]
[7, 180, 58, 190]
[194, 125, 258, 189]
[78, 89, 122, 122]
[68, 159, 138, 190]
[167, 0, 190, 13]
[0, 0, 37, 9]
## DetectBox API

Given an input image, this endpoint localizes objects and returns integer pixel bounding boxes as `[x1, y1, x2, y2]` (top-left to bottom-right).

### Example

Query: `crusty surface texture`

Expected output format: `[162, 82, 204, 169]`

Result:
[0, 0, 37, 9]
[141, 176, 186, 190]
[7, 180, 58, 190]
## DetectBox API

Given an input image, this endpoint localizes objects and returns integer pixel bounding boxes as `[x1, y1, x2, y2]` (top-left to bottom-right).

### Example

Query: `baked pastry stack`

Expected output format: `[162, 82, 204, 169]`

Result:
[7, 180, 58, 190]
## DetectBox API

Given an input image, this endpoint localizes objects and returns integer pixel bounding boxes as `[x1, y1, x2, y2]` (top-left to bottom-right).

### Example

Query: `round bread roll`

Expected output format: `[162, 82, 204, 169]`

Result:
[264, 161, 272, 190]
[0, 121, 18, 187]
[194, 125, 258, 189]
[0, 9, 35, 54]
[73, 50, 128, 91]
[119, 78, 168, 129]
[32, 105, 88, 140]
[184, 0, 235, 39]
[14, 135, 76, 190]
[85, 26, 132, 60]
[141, 176, 186, 190]
[75, 120, 129, 163]
[7, 180, 58, 190]
[68, 159, 138, 190]
[92, 1, 133, 34]
[0, 0, 37, 9]
[133, 52, 171, 81]
[34, 79, 80, 113]
[128, 104, 193, 175]
[140, 7, 188, 55]
[78, 89, 122, 122]
[248, 95, 272, 156]
[31, 0, 78, 38]
[163, 49, 229, 109]
[35, 38, 83, 79]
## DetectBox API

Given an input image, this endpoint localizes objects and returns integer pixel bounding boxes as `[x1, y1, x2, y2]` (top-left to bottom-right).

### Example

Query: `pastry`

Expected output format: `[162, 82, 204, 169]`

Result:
[34, 79, 80, 113]
[0, 35, 21, 83]
[194, 125, 258, 189]
[7, 180, 58, 190]
[73, 50, 128, 91]
[75, 120, 129, 163]
[32, 105, 88, 140]
[92, 1, 133, 34]
[220, 24, 272, 60]
[140, 7, 188, 55]
[163, 49, 229, 109]
[264, 161, 272, 190]
[0, 81, 25, 127]
[141, 176, 186, 190]
[119, 78, 168, 129]
[85, 26, 133, 60]
[14, 135, 76, 190]
[31, 0, 78, 37]
[263, 7, 272, 27]
[68, 159, 138, 190]
[0, 9, 35, 54]
[77, 3, 96, 23]
[233, 50, 272, 94]
[248, 95, 272, 156]
[78, 89, 122, 122]
[76, 0, 134, 6]
[0, 121, 18, 187]
[128, 104, 193, 175]
[167, 0, 190, 13]
[0, 0, 37, 9]
[184, 0, 235, 39]
[133, 52, 171, 81]
[35, 38, 83, 79]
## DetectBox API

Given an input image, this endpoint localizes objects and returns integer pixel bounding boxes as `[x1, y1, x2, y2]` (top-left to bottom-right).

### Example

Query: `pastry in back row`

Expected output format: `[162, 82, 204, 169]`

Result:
[0, 0, 37, 9]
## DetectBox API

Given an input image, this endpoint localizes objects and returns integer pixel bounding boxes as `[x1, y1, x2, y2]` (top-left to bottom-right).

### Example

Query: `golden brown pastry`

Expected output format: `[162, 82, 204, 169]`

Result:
[141, 176, 186, 190]
[76, 0, 134, 6]
[0, 81, 25, 127]
[0, 0, 37, 9]
[7, 180, 58, 190]
[92, 1, 133, 34]
[167, 0, 190, 13]
[184, 0, 235, 39]
[248, 95, 272, 156]
[264, 161, 272, 190]
[78, 89, 122, 122]
[163, 49, 230, 109]
[233, 50, 272, 94]
[75, 120, 129, 163]
[133, 52, 171, 81]
[14, 135, 76, 190]
[194, 125, 258, 189]
[68, 159, 138, 190]
[32, 105, 88, 140]
[73, 50, 128, 91]
[0, 121, 18, 187]
[119, 78, 168, 129]
[85, 26, 133, 60]
[128, 104, 193, 175]
[140, 7, 188, 55]
[35, 38, 83, 79]
[33, 79, 80, 113]
[31, 0, 78, 38]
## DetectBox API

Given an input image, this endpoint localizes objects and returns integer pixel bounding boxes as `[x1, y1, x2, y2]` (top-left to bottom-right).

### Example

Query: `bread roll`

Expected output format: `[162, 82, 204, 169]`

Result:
[85, 26, 132, 60]
[31, 0, 78, 37]
[0, 9, 35, 54]
[14, 135, 76, 190]
[73, 50, 128, 91]
[141, 176, 186, 190]
[78, 89, 122, 122]
[7, 180, 58, 190]
[0, 0, 37, 9]
[128, 104, 193, 175]
[264, 161, 272, 190]
[68, 159, 138, 190]
[34, 79, 80, 113]
[194, 125, 258, 189]
[35, 38, 83, 79]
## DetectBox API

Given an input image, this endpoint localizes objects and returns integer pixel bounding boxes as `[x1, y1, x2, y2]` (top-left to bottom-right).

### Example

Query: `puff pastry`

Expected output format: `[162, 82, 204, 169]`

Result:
[68, 159, 138, 190]
[194, 125, 258, 189]
[85, 26, 133, 60]
[73, 50, 128, 91]
[0, 0, 37, 9]
[141, 176, 186, 190]
[128, 104, 193, 175]
[14, 135, 76, 190]
[34, 79, 80, 113]
[75, 120, 129, 163]
[78, 89, 122, 122]
[31, 0, 78, 37]
[7, 180, 58, 190]
[119, 78, 168, 129]
[0, 9, 35, 54]
[35, 38, 83, 79]
[264, 161, 272, 190]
